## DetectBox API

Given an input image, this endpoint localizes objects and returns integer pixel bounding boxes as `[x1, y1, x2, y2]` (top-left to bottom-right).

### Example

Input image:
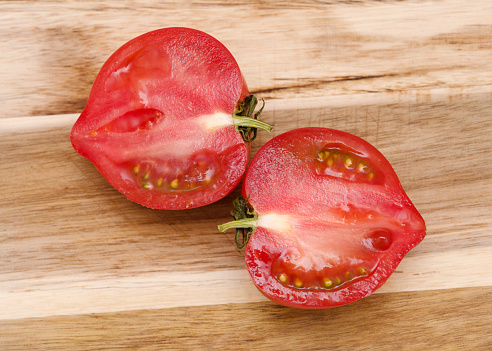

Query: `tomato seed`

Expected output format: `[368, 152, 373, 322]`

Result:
[317, 150, 328, 161]
[323, 278, 334, 289]
[357, 161, 369, 173]
[142, 171, 150, 181]
[278, 273, 288, 284]
[170, 178, 179, 189]
[344, 155, 354, 169]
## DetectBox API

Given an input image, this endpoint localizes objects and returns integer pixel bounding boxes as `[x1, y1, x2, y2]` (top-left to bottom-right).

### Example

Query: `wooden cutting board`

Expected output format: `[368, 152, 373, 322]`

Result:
[1, 1, 491, 350]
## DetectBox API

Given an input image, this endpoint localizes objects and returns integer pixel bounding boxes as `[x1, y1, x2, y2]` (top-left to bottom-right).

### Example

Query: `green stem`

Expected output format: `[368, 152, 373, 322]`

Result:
[217, 217, 258, 233]
[233, 94, 273, 142]
[232, 116, 274, 133]
[218, 195, 258, 249]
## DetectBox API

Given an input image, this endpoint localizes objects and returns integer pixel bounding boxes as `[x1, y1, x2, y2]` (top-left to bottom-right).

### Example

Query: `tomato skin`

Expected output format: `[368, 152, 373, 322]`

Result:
[241, 128, 426, 309]
[71, 28, 253, 209]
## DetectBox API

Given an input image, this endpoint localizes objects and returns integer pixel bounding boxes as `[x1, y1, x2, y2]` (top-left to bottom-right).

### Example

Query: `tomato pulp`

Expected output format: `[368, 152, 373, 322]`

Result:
[219, 128, 426, 309]
[71, 27, 271, 209]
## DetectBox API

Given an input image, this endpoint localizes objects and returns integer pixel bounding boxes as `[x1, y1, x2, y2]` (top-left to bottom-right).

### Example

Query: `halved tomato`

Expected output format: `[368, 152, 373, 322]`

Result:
[71, 27, 272, 209]
[219, 128, 426, 308]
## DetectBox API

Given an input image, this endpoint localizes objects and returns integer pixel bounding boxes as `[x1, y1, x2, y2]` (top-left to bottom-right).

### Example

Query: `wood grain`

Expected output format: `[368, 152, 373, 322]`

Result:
[1, 0, 492, 349]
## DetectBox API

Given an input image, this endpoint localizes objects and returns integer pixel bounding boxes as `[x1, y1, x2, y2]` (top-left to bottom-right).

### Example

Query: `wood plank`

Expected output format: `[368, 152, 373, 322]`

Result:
[1, 247, 490, 320]
[1, 92, 491, 319]
[1, 0, 492, 118]
[1, 287, 491, 350]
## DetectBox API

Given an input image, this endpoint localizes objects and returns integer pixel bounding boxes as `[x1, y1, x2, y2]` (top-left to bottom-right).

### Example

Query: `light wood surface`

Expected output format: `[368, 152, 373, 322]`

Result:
[1, 1, 491, 350]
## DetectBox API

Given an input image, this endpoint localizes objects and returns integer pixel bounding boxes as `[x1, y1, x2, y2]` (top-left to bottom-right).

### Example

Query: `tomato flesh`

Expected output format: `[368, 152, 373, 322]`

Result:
[241, 128, 426, 308]
[71, 27, 250, 209]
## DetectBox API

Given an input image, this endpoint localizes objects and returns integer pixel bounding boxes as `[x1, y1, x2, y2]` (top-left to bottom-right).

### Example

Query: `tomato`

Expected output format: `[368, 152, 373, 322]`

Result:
[71, 27, 272, 209]
[218, 128, 426, 309]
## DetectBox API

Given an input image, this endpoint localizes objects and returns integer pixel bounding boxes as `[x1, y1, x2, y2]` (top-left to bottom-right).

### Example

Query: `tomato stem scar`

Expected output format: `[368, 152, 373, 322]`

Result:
[233, 95, 273, 142]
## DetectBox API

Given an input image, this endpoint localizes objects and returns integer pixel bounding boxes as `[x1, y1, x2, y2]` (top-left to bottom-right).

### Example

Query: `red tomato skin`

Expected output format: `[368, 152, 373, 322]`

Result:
[241, 128, 426, 309]
[71, 28, 250, 209]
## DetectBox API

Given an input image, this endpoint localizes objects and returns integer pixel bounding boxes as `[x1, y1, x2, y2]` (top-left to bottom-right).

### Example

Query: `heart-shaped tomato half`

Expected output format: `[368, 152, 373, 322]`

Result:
[71, 27, 271, 209]
[219, 127, 426, 308]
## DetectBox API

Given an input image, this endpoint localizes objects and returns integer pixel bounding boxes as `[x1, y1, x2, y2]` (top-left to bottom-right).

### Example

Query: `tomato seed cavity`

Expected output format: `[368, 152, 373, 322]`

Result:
[124, 154, 219, 192]
[95, 108, 163, 134]
[275, 265, 372, 291]
[315, 147, 383, 184]
[273, 257, 376, 291]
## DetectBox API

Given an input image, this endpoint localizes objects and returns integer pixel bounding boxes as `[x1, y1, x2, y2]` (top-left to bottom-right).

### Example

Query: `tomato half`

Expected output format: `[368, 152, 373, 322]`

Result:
[219, 128, 426, 309]
[71, 27, 272, 209]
